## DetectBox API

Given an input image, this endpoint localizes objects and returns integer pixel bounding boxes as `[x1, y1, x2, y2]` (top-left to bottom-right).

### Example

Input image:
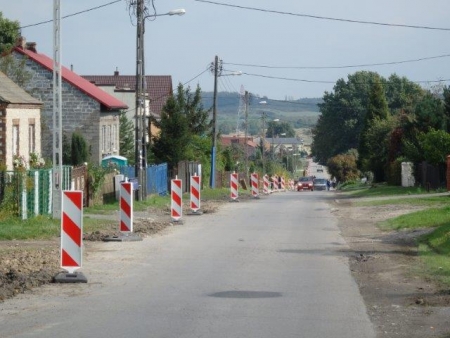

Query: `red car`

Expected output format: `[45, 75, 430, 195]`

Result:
[297, 176, 314, 191]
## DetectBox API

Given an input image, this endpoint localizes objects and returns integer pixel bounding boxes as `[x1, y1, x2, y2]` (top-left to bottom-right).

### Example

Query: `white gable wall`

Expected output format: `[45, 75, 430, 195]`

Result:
[5, 107, 41, 170]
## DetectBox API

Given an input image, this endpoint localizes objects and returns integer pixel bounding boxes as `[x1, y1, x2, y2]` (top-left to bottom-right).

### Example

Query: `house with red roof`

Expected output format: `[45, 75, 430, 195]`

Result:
[82, 70, 173, 140]
[9, 38, 128, 164]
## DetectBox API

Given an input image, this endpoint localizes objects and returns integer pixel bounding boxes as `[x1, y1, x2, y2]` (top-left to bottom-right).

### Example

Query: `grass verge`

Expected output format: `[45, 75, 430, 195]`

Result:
[339, 182, 446, 198]
[0, 187, 245, 240]
[378, 205, 450, 287]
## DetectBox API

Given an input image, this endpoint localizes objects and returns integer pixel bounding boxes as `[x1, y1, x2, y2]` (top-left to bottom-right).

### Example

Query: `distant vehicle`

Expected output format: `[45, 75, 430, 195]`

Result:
[316, 166, 324, 172]
[313, 178, 327, 191]
[297, 176, 314, 191]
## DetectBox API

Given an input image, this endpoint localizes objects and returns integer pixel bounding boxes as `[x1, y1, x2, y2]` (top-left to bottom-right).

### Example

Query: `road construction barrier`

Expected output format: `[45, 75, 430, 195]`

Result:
[272, 176, 278, 192]
[281, 177, 286, 191]
[251, 173, 259, 198]
[230, 172, 239, 200]
[263, 175, 270, 194]
[190, 174, 201, 212]
[120, 182, 133, 232]
[61, 191, 83, 274]
[171, 177, 183, 221]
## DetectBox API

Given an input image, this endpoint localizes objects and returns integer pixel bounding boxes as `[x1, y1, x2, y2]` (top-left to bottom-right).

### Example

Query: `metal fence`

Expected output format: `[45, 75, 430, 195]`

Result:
[0, 166, 71, 219]
[119, 163, 168, 196]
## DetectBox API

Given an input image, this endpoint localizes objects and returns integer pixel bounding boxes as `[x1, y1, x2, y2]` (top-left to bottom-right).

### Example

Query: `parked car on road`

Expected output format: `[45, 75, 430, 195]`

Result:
[316, 166, 324, 172]
[297, 176, 314, 191]
[313, 178, 327, 191]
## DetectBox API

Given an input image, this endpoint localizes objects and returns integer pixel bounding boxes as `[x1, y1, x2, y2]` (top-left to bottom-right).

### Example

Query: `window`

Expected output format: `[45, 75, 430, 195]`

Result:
[12, 119, 19, 156]
[29, 120, 35, 154]
[107, 125, 111, 152]
[111, 124, 117, 151]
[101, 125, 106, 152]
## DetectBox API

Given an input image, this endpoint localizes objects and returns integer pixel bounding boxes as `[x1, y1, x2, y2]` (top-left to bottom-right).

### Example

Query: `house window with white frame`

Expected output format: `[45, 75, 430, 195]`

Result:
[12, 119, 19, 156]
[28, 119, 35, 154]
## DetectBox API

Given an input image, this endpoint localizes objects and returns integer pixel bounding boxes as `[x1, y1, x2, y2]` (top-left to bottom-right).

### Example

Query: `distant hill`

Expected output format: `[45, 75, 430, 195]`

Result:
[201, 91, 322, 134]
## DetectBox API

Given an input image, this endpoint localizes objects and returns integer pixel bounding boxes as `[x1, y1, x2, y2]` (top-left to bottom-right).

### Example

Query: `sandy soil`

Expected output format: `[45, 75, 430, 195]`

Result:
[1, 193, 450, 337]
[332, 195, 450, 337]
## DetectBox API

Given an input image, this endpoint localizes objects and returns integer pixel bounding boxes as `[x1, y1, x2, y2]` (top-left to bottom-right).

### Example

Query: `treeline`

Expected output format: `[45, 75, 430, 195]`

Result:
[312, 71, 450, 183]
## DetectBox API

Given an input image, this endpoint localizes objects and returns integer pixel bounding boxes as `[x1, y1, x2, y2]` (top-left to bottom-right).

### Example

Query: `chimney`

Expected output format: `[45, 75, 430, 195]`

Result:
[114, 67, 119, 76]
[25, 42, 37, 53]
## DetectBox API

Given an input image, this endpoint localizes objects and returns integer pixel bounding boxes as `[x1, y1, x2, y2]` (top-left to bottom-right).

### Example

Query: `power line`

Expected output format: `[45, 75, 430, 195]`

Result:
[241, 71, 450, 85]
[19, 0, 123, 30]
[225, 54, 450, 70]
[192, 0, 450, 31]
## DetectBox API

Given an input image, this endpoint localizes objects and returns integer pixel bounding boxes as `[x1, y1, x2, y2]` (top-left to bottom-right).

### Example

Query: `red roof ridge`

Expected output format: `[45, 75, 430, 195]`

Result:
[13, 47, 128, 110]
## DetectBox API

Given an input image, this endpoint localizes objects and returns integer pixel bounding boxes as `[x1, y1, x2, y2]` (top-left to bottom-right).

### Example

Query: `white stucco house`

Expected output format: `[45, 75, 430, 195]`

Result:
[0, 71, 43, 170]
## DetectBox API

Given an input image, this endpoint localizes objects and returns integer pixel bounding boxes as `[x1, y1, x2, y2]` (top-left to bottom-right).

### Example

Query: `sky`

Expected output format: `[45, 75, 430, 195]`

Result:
[1, 0, 450, 101]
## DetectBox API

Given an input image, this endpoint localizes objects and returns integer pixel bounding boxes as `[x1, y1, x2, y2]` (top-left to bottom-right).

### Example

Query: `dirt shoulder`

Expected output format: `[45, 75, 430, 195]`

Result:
[332, 194, 450, 338]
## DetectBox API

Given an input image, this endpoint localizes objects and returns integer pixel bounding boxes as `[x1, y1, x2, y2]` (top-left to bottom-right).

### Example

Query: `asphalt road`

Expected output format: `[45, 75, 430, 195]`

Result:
[0, 191, 375, 338]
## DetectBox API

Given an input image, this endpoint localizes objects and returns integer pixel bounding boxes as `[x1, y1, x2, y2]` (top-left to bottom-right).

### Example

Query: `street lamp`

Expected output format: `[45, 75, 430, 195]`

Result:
[209, 55, 241, 188]
[133, 2, 185, 201]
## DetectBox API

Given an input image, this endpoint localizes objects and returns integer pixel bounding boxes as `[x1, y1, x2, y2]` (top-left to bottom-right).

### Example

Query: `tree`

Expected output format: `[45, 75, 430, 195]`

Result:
[418, 129, 450, 165]
[152, 83, 211, 172]
[119, 112, 134, 164]
[152, 92, 190, 170]
[62, 133, 71, 165]
[443, 86, 450, 133]
[176, 83, 210, 135]
[266, 121, 295, 138]
[0, 12, 20, 54]
[326, 150, 360, 183]
[71, 132, 89, 166]
[0, 14, 31, 87]
[312, 71, 381, 164]
[363, 116, 397, 182]
[358, 77, 390, 176]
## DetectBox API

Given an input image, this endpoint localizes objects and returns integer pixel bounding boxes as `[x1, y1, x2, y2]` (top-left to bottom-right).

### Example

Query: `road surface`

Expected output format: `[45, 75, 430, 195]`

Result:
[0, 191, 375, 338]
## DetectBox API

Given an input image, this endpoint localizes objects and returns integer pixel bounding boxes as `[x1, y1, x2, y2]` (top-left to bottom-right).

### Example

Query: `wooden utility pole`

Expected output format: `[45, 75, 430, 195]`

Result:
[210, 55, 219, 188]
[244, 91, 249, 177]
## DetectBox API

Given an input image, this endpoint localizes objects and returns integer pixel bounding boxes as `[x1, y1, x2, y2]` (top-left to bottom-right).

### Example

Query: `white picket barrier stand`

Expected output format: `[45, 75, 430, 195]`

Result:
[251, 173, 259, 198]
[189, 174, 203, 215]
[120, 182, 133, 232]
[171, 177, 183, 222]
[263, 175, 270, 194]
[55, 190, 87, 283]
[230, 172, 239, 201]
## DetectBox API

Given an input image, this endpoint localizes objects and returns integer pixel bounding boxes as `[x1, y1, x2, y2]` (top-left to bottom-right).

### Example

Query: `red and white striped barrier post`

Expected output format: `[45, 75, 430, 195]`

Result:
[120, 182, 133, 232]
[171, 176, 183, 222]
[263, 175, 270, 194]
[230, 172, 239, 201]
[251, 173, 259, 198]
[189, 174, 203, 215]
[55, 190, 87, 283]
[104, 181, 141, 242]
[272, 176, 278, 193]
[281, 177, 286, 191]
